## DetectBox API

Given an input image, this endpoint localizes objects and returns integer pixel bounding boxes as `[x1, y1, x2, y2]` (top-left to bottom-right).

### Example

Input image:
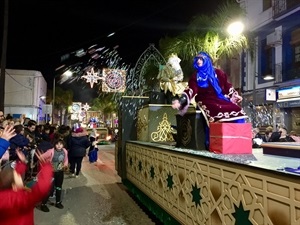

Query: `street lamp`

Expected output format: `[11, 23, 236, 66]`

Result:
[39, 95, 46, 101]
[263, 74, 275, 80]
[52, 70, 72, 124]
[227, 21, 244, 36]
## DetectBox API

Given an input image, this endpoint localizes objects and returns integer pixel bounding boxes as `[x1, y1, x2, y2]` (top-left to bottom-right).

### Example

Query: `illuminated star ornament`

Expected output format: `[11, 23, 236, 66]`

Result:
[82, 103, 91, 111]
[81, 67, 102, 88]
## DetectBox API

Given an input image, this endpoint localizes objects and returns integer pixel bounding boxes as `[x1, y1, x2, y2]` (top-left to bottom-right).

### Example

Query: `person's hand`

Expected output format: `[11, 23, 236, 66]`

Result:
[236, 95, 243, 103]
[172, 99, 181, 110]
[0, 125, 16, 141]
[35, 149, 48, 165]
[63, 165, 69, 172]
[231, 92, 243, 104]
[26, 135, 33, 142]
[16, 148, 27, 163]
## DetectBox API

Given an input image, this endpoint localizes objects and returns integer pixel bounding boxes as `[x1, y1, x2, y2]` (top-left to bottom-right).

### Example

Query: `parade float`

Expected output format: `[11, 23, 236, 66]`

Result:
[116, 45, 300, 225]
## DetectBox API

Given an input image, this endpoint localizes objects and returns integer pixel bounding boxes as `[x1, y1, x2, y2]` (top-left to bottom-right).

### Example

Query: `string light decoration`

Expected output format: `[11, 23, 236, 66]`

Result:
[56, 45, 130, 86]
[82, 103, 91, 111]
[102, 68, 126, 92]
[81, 67, 102, 88]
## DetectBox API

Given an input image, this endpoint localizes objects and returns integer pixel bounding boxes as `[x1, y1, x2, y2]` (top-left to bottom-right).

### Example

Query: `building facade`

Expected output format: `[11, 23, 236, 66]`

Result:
[240, 0, 300, 134]
[4, 69, 47, 123]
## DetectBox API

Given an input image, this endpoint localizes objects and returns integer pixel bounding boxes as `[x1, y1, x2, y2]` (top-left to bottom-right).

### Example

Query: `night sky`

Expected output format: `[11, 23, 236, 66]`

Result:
[1, 0, 223, 101]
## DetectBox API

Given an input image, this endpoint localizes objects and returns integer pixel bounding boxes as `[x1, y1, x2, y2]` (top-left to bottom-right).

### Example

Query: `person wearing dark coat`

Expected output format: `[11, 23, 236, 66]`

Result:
[278, 127, 295, 142]
[9, 124, 29, 160]
[269, 131, 281, 142]
[68, 127, 90, 178]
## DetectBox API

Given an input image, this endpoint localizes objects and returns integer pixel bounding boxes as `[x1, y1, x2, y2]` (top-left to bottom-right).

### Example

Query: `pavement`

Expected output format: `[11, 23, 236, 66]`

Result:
[34, 144, 157, 225]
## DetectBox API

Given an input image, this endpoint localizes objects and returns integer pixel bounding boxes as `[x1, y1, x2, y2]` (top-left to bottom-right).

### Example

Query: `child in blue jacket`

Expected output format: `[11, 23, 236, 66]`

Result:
[88, 129, 98, 163]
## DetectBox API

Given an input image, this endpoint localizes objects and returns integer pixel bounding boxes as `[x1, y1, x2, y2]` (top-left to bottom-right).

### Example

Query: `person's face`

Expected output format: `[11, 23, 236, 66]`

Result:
[279, 128, 287, 136]
[0, 111, 4, 122]
[29, 125, 36, 132]
[196, 57, 203, 67]
[55, 142, 64, 150]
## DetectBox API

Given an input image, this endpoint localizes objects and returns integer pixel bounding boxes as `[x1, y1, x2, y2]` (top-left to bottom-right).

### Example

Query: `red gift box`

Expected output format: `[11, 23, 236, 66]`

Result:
[209, 123, 252, 154]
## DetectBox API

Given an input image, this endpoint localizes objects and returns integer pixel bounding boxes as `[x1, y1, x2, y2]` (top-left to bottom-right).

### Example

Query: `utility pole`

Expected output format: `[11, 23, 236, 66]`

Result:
[0, 0, 9, 111]
[52, 77, 56, 124]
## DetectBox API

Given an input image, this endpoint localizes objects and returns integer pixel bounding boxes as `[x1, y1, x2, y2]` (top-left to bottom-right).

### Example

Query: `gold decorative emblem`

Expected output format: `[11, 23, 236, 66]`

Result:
[181, 117, 192, 146]
[137, 114, 148, 140]
[151, 113, 174, 142]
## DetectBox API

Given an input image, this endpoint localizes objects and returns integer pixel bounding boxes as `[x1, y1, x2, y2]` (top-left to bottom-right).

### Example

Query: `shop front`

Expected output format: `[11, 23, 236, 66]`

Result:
[276, 86, 300, 134]
[242, 90, 277, 129]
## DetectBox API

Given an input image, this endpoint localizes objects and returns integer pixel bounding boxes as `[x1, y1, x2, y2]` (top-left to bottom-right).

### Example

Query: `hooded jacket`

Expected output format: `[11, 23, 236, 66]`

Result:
[0, 162, 53, 225]
[68, 131, 90, 157]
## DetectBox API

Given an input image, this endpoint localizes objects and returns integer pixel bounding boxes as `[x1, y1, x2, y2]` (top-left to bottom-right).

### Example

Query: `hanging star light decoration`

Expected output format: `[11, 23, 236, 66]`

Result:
[81, 67, 102, 88]
[82, 103, 91, 111]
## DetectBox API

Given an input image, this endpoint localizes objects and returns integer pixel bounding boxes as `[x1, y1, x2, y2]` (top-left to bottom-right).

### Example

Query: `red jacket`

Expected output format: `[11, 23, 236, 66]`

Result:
[0, 161, 53, 225]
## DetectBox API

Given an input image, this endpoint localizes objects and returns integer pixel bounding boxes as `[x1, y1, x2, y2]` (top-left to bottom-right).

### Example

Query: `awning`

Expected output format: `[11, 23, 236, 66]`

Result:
[277, 97, 300, 102]
[276, 97, 300, 108]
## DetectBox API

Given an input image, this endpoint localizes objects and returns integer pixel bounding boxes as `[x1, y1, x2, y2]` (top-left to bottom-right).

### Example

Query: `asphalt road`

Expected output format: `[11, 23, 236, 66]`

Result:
[34, 144, 157, 225]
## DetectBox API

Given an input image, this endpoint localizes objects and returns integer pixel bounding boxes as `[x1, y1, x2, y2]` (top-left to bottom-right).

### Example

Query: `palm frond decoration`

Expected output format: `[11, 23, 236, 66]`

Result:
[159, 0, 250, 66]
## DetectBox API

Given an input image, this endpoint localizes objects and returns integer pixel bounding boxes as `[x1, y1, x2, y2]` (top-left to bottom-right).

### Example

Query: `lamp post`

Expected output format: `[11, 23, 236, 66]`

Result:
[52, 77, 55, 124]
[38, 95, 46, 124]
[227, 21, 244, 36]
[52, 70, 72, 124]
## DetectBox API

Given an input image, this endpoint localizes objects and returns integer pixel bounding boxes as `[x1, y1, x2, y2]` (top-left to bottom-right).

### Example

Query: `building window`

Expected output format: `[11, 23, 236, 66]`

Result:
[261, 38, 274, 78]
[288, 28, 300, 80]
[263, 0, 272, 11]
[265, 47, 273, 75]
[295, 45, 300, 64]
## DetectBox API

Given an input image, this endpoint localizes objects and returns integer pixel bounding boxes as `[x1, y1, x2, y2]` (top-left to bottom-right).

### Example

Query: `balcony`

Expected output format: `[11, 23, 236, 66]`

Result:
[273, 0, 300, 17]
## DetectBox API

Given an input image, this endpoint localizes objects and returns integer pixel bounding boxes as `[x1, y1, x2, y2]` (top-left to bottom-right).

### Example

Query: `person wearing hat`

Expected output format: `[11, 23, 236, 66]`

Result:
[67, 127, 90, 178]
[88, 129, 99, 163]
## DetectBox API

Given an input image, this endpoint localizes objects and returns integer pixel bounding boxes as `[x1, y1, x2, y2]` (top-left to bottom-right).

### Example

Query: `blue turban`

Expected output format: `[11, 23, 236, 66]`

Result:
[193, 52, 229, 102]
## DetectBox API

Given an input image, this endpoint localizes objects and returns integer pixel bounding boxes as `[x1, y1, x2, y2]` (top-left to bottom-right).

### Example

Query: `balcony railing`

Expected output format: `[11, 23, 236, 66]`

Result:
[273, 0, 300, 17]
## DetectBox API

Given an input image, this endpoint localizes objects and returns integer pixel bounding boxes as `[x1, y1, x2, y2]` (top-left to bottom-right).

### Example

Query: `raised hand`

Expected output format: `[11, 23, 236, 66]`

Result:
[0, 125, 16, 141]
[171, 99, 181, 110]
[15, 148, 27, 163]
[35, 149, 47, 164]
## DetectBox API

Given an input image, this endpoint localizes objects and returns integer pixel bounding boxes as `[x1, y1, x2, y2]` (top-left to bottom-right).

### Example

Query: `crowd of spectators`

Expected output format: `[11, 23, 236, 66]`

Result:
[252, 125, 300, 148]
[0, 111, 91, 222]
